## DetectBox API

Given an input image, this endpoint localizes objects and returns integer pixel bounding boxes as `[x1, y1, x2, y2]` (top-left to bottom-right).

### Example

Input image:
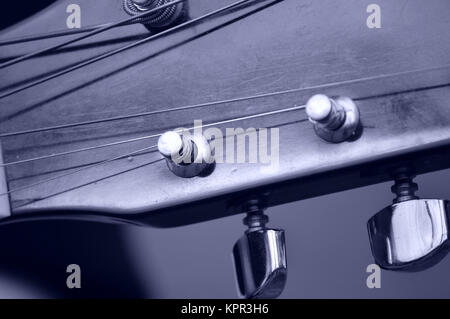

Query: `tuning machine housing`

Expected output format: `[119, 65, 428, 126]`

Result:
[367, 167, 450, 271]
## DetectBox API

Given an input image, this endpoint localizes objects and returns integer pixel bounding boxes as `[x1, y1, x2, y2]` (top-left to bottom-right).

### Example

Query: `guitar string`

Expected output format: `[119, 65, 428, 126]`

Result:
[1, 145, 158, 196]
[0, 23, 126, 47]
[1, 63, 449, 167]
[0, 0, 186, 69]
[0, 0, 255, 99]
[1, 104, 305, 167]
[11, 157, 163, 210]
[0, 104, 306, 195]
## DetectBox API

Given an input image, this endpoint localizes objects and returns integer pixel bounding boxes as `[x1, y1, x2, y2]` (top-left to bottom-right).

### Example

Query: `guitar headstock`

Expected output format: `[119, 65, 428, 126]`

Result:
[1, 0, 450, 298]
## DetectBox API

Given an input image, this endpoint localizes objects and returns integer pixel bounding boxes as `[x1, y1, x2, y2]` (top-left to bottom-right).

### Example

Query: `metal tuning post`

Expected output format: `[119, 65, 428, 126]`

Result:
[123, 0, 188, 29]
[306, 94, 360, 143]
[0, 141, 11, 219]
[158, 131, 213, 178]
[367, 167, 450, 271]
[232, 199, 287, 299]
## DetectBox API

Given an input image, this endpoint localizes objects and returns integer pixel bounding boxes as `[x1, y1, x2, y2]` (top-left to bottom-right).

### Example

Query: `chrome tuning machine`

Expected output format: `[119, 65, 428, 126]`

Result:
[367, 167, 450, 271]
[232, 199, 287, 299]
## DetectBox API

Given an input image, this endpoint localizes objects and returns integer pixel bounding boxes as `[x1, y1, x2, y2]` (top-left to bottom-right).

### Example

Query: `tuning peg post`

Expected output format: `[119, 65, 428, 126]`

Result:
[367, 168, 450, 271]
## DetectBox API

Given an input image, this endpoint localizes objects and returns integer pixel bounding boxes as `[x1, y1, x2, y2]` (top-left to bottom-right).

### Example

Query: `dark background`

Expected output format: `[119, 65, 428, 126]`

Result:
[1, 168, 449, 298]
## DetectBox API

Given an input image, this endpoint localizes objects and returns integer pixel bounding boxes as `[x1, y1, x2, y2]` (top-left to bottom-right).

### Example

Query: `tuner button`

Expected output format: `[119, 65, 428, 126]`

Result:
[306, 94, 360, 143]
[232, 203, 287, 299]
[233, 229, 287, 299]
[368, 199, 450, 271]
[306, 94, 333, 122]
[158, 131, 214, 178]
[131, 0, 150, 5]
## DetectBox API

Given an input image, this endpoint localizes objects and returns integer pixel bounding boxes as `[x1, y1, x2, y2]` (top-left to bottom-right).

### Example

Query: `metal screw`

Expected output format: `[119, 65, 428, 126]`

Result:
[242, 199, 269, 232]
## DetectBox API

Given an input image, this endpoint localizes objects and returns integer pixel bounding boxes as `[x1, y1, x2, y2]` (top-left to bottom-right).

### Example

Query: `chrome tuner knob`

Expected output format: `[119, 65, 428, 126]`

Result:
[367, 168, 450, 271]
[306, 94, 360, 143]
[123, 0, 187, 28]
[158, 131, 213, 178]
[232, 200, 287, 299]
